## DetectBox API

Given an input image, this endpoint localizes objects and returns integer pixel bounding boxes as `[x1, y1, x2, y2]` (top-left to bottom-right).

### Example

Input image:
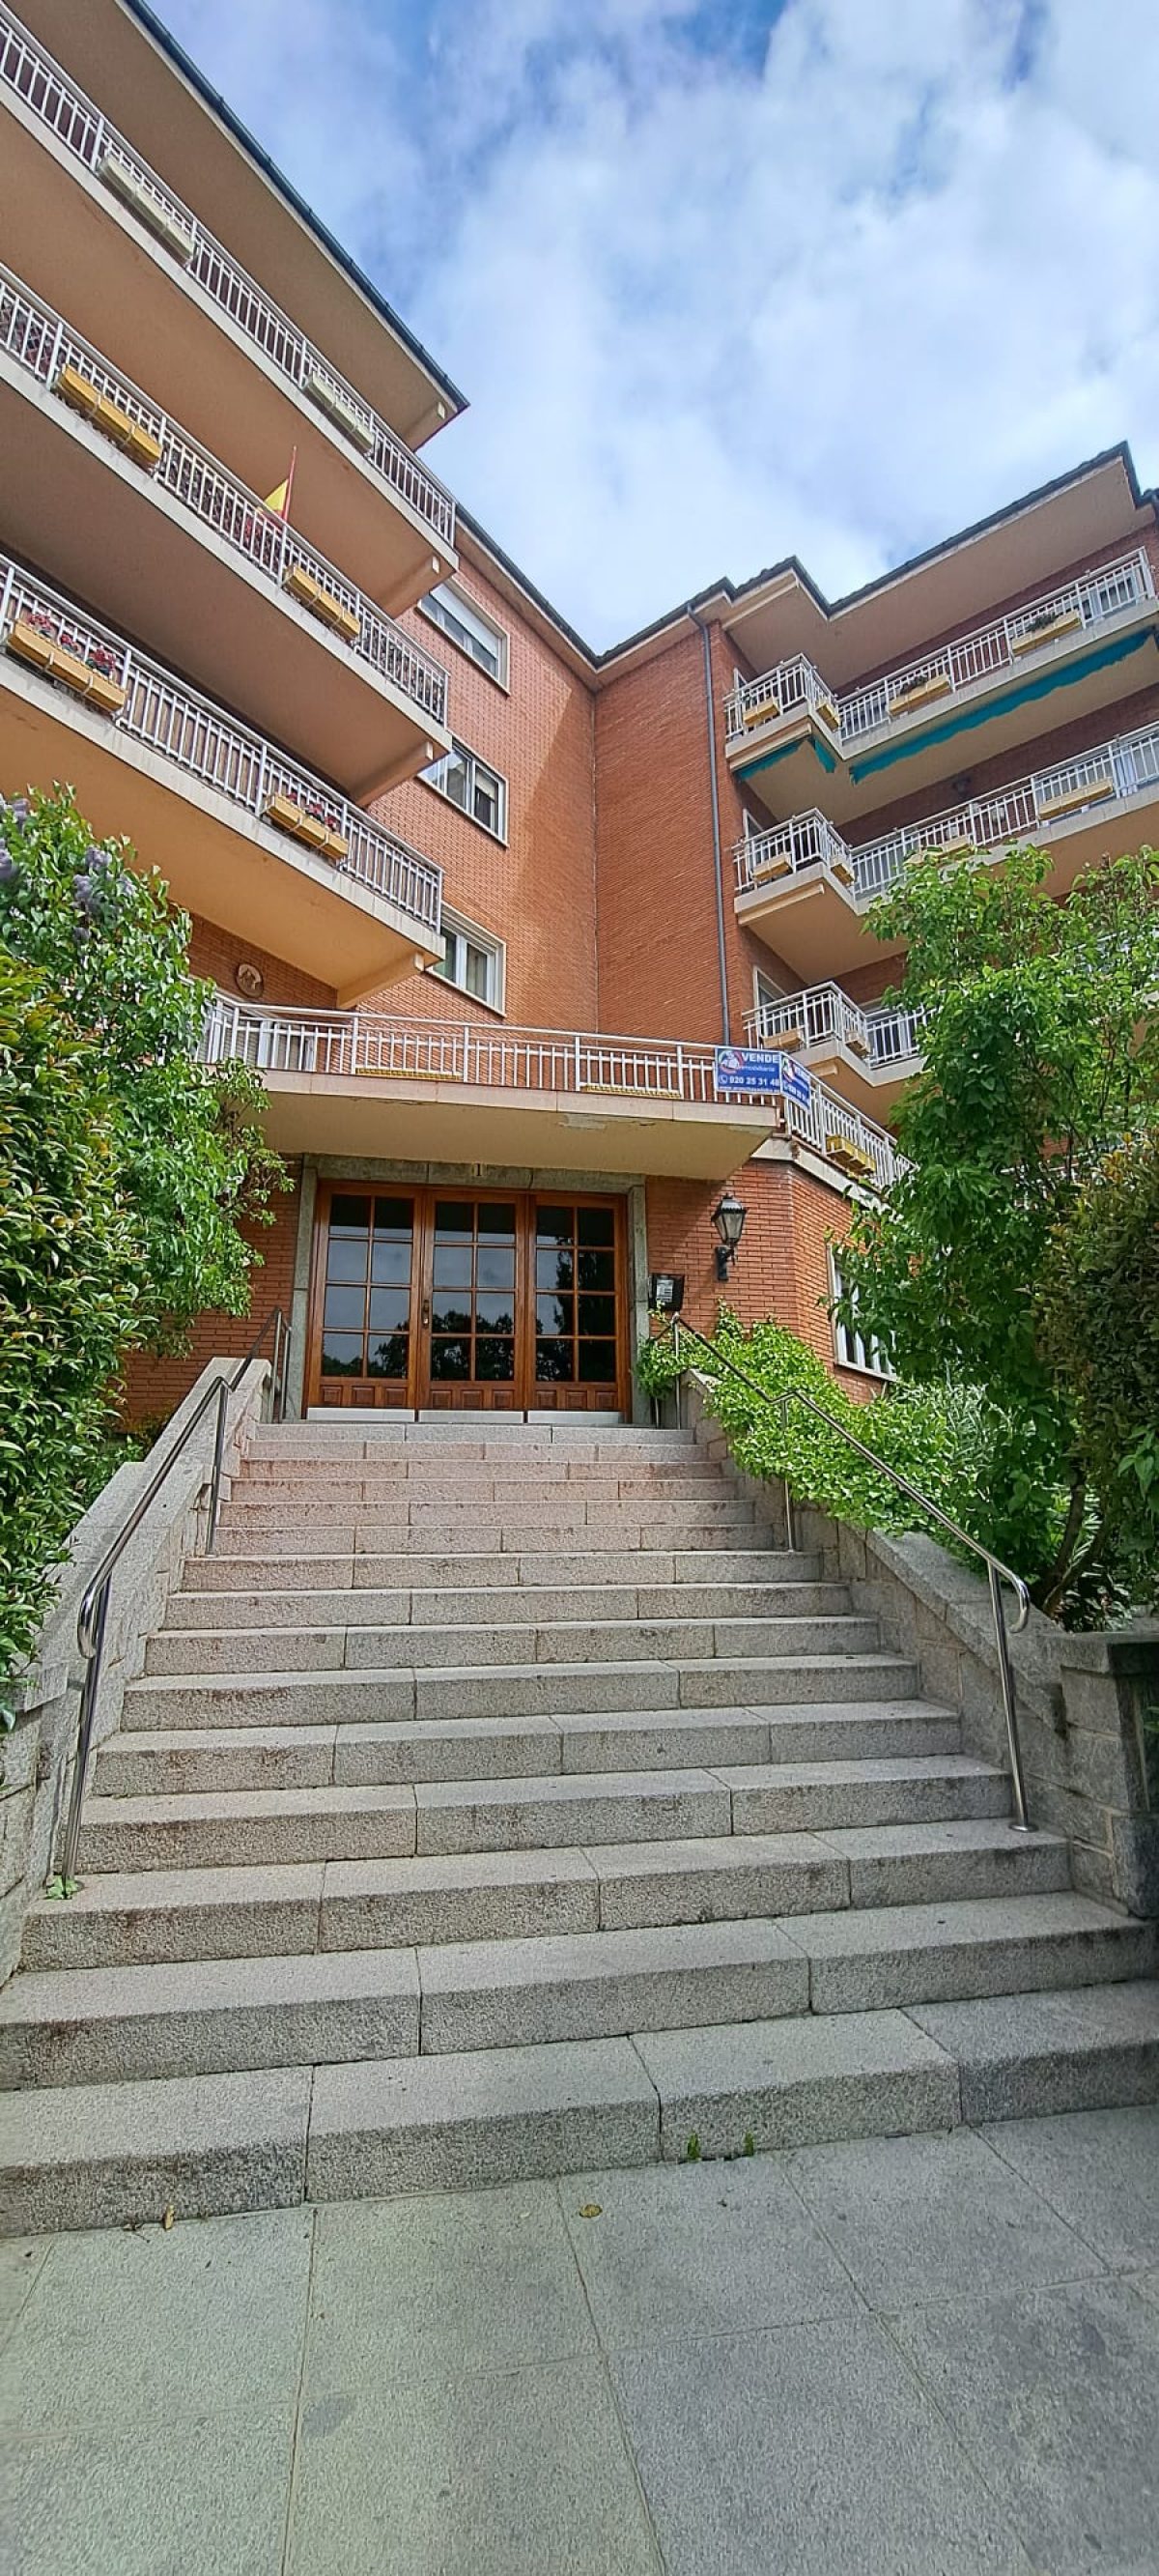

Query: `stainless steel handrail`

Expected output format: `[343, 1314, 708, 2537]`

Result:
[661, 1315, 1032, 1828]
[57, 1306, 292, 1886]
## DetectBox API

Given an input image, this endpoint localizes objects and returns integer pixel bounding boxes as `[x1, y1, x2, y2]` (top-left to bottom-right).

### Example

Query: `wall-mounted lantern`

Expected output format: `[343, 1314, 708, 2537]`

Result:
[712, 1191, 748, 1281]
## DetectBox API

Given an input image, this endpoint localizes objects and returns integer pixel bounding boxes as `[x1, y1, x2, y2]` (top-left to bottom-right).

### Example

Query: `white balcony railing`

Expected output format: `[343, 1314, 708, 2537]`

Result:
[0, 265, 449, 728]
[0, 3, 456, 548]
[199, 995, 904, 1189]
[0, 553, 442, 930]
[734, 810, 853, 893]
[855, 720, 1159, 899]
[744, 986, 925, 1073]
[735, 719, 1159, 906]
[725, 551, 1155, 749]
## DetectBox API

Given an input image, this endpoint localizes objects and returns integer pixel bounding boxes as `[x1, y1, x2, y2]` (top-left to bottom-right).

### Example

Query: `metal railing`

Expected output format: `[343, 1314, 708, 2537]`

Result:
[0, 2, 455, 547]
[58, 1310, 292, 1887]
[198, 992, 906, 1188]
[0, 264, 448, 726]
[659, 1314, 1031, 1827]
[725, 549, 1155, 746]
[734, 717, 1159, 909]
[745, 986, 925, 1073]
[734, 810, 852, 894]
[0, 552, 443, 930]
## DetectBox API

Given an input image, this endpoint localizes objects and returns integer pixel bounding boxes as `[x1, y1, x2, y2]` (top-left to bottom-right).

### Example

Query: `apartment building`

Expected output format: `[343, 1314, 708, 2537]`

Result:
[3, 0, 1157, 1429]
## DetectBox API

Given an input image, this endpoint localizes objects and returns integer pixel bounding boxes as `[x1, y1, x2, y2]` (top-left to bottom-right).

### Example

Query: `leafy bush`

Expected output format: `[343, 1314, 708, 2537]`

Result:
[0, 948, 134, 1691]
[834, 843, 1159, 1610]
[637, 1310, 1069, 1584]
[0, 787, 289, 1703]
[1037, 1130, 1159, 1613]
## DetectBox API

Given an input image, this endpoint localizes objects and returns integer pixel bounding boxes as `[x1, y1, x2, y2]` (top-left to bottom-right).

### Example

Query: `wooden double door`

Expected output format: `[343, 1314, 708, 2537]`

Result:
[306, 1184, 628, 1414]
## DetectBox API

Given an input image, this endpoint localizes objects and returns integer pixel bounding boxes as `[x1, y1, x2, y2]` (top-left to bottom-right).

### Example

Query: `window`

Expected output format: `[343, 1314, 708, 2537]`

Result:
[830, 1250, 892, 1379]
[420, 582, 508, 686]
[429, 909, 505, 1010]
[754, 969, 784, 1010]
[422, 738, 507, 840]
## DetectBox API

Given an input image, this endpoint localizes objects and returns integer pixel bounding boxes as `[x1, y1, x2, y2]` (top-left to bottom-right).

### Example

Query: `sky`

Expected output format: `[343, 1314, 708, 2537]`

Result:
[153, 0, 1159, 649]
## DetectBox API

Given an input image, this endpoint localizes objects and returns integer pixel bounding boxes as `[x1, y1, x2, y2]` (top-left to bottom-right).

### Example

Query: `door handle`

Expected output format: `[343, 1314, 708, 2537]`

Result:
[421, 1299, 431, 1329]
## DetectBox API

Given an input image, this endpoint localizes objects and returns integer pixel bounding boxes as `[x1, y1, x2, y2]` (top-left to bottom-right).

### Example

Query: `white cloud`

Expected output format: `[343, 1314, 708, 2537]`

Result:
[154, 0, 1159, 645]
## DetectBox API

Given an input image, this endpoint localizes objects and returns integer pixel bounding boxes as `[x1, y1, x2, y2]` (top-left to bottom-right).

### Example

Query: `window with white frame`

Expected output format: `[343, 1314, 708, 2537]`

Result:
[829, 1249, 892, 1379]
[429, 909, 505, 1010]
[420, 583, 508, 686]
[422, 739, 507, 839]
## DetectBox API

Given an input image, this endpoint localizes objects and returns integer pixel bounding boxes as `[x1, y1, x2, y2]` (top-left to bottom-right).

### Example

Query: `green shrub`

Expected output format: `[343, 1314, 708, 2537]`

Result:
[637, 1310, 1069, 1585]
[0, 787, 289, 1704]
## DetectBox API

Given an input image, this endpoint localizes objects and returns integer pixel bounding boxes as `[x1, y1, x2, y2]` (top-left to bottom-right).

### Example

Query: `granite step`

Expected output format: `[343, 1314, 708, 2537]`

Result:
[183, 1546, 822, 1593]
[120, 1652, 923, 1730]
[8, 1985, 1158, 2232]
[20, 1819, 1068, 1975]
[142, 1613, 883, 1676]
[161, 1579, 850, 1629]
[74, 1748, 1013, 1873]
[93, 1702, 965, 1798]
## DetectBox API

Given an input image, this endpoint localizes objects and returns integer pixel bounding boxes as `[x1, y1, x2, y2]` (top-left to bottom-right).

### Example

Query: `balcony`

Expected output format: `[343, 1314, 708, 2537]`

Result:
[0, 554, 443, 1002]
[726, 554, 1159, 823]
[0, 267, 450, 797]
[734, 718, 1159, 977]
[199, 996, 902, 1188]
[745, 985, 924, 1115]
[0, 4, 456, 609]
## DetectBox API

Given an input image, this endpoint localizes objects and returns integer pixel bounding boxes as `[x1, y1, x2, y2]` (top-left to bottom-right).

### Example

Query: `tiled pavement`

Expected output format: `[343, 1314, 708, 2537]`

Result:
[2, 2104, 1157, 2574]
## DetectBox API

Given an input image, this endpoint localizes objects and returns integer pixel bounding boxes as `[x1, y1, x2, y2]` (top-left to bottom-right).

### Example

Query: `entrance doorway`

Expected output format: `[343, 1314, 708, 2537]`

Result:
[305, 1185, 628, 1414]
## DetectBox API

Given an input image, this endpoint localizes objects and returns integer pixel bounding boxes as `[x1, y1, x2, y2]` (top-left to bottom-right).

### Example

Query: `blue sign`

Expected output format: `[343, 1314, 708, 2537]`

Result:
[714, 1046, 812, 1107]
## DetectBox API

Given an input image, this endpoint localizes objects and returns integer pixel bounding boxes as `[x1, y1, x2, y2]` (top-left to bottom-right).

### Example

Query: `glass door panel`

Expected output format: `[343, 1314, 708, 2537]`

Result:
[424, 1199, 518, 1403]
[313, 1190, 416, 1407]
[533, 1200, 621, 1402]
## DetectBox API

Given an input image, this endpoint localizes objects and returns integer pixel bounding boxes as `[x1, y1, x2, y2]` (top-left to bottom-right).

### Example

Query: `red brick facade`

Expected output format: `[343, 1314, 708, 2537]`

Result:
[126, 480, 1159, 1425]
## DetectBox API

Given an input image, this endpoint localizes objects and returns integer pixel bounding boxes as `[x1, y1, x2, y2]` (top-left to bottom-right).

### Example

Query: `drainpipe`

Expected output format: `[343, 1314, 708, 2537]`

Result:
[690, 608, 731, 1043]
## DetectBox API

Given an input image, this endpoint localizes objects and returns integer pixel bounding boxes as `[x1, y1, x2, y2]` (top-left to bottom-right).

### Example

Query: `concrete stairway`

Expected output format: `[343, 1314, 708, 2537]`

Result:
[1, 1420, 1156, 2231]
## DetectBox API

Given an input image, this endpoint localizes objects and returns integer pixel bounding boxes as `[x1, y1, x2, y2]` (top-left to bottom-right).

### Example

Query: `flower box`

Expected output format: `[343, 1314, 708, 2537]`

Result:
[845, 1029, 870, 1059]
[5, 617, 126, 711]
[751, 850, 792, 882]
[776, 1027, 805, 1051]
[889, 671, 952, 716]
[1036, 775, 1117, 821]
[815, 698, 839, 732]
[282, 561, 361, 643]
[742, 697, 779, 729]
[57, 360, 164, 472]
[302, 365, 375, 454]
[263, 788, 349, 861]
[830, 857, 855, 887]
[97, 145, 196, 263]
[826, 1131, 875, 1180]
[1010, 608, 1083, 656]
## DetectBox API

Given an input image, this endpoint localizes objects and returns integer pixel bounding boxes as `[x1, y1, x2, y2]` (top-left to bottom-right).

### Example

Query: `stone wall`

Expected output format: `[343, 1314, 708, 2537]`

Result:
[679, 1378, 1159, 1918]
[0, 1358, 269, 1984]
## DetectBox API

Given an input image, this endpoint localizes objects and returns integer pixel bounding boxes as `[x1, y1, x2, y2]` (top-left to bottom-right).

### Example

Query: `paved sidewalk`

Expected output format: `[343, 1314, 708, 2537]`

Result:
[2, 2105, 1157, 2575]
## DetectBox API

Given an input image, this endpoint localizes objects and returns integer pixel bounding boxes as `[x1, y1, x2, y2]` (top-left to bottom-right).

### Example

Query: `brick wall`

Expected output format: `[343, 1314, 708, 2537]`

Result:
[119, 1166, 303, 1428]
[644, 1159, 875, 1403]
[187, 918, 337, 1010]
[362, 556, 599, 1033]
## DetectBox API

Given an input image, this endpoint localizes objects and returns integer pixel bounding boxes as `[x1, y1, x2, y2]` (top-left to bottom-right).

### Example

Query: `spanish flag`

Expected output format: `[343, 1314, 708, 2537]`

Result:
[263, 447, 297, 519]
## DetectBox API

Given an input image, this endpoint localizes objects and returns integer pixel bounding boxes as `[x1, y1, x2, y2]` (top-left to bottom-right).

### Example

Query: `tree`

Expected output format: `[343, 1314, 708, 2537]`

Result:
[834, 843, 1159, 1611]
[0, 787, 287, 1349]
[0, 787, 288, 1694]
[1037, 1129, 1159, 1613]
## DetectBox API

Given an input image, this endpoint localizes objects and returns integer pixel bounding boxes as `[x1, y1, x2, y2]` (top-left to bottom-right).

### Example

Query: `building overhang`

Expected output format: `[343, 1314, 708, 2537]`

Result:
[0, 357, 449, 796]
[722, 451, 1154, 686]
[0, 655, 441, 1001]
[257, 1073, 777, 1181]
[13, 0, 466, 450]
[0, 90, 456, 612]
